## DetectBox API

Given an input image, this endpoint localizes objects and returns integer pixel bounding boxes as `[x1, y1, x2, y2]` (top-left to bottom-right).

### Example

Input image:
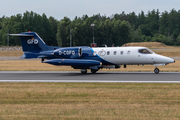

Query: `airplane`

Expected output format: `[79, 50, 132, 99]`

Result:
[10, 31, 175, 74]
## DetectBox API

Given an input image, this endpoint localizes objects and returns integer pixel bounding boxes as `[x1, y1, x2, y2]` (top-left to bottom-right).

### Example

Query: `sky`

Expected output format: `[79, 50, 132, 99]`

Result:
[0, 0, 180, 20]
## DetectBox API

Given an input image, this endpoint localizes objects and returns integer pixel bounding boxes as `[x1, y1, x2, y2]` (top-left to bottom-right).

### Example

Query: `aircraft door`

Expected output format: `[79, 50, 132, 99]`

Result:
[151, 57, 155, 63]
[138, 54, 154, 64]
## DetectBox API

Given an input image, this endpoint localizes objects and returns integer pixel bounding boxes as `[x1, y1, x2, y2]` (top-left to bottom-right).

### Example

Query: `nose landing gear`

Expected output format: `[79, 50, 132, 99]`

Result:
[154, 67, 160, 74]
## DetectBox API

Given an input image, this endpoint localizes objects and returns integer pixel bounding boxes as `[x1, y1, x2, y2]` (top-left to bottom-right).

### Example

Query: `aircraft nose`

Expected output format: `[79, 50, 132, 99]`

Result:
[168, 58, 175, 63]
[169, 58, 175, 63]
[154, 55, 175, 64]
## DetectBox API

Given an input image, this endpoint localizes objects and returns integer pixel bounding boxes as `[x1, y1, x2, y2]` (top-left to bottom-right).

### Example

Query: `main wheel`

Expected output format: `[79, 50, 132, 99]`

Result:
[81, 69, 87, 74]
[91, 69, 97, 74]
[154, 68, 160, 74]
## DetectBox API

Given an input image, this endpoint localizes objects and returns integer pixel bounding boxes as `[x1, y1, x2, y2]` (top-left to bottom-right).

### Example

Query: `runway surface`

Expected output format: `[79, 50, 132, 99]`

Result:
[0, 71, 180, 83]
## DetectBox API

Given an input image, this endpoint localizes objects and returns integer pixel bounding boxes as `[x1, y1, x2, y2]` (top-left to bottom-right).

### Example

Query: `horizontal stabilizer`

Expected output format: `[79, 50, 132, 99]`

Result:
[9, 34, 34, 37]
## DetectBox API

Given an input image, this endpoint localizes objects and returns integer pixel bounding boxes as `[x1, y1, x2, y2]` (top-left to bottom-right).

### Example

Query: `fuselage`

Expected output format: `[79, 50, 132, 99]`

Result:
[45, 46, 175, 68]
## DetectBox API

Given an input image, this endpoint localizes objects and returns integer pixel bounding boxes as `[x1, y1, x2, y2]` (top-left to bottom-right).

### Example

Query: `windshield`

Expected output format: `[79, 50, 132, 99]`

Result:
[138, 49, 153, 54]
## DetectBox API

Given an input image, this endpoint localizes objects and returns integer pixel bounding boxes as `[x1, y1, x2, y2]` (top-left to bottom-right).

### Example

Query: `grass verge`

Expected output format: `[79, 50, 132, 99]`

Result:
[0, 50, 23, 56]
[0, 83, 180, 120]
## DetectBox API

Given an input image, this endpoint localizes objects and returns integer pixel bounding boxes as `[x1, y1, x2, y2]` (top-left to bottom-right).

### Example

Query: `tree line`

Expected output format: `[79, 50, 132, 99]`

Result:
[1, 9, 180, 47]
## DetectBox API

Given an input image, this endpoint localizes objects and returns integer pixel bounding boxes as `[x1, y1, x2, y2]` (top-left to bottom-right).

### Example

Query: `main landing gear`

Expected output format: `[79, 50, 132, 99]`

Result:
[154, 67, 160, 74]
[81, 69, 87, 74]
[91, 69, 97, 74]
[81, 69, 98, 74]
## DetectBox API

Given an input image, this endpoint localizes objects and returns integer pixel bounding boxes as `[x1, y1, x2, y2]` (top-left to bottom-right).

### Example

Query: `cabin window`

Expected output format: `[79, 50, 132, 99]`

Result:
[127, 51, 131, 54]
[138, 49, 153, 54]
[114, 51, 117, 55]
[107, 51, 110, 55]
[120, 51, 123, 55]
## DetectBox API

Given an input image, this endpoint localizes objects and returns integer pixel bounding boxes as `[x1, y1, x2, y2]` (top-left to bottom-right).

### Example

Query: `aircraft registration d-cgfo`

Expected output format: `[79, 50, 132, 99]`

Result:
[10, 32, 175, 74]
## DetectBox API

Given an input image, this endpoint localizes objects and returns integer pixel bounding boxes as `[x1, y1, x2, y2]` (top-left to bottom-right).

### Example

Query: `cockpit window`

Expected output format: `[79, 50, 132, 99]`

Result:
[138, 49, 153, 54]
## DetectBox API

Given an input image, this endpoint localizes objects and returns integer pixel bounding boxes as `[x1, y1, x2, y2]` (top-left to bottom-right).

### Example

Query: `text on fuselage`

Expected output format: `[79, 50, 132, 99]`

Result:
[59, 50, 75, 56]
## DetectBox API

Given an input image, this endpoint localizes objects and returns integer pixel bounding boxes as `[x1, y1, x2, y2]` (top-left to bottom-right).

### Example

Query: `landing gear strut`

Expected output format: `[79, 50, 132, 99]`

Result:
[81, 69, 87, 74]
[154, 67, 160, 74]
[41, 58, 44, 63]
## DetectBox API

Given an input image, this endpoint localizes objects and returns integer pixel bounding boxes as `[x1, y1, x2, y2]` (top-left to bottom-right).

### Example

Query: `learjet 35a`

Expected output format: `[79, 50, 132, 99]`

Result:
[10, 32, 175, 74]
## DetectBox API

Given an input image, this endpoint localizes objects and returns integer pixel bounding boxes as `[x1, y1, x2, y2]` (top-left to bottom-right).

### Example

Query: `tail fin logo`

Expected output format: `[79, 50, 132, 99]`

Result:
[27, 38, 38, 44]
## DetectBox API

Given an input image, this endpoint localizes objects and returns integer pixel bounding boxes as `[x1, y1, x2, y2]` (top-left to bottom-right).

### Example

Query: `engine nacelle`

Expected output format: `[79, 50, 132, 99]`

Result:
[53, 47, 82, 59]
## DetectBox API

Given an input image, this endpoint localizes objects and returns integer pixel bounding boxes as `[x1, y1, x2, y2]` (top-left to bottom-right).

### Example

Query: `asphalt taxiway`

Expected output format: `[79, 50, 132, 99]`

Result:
[0, 71, 180, 83]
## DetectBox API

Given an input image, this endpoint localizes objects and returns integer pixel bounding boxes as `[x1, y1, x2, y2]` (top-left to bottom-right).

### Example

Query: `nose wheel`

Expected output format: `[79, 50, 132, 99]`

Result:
[154, 67, 160, 74]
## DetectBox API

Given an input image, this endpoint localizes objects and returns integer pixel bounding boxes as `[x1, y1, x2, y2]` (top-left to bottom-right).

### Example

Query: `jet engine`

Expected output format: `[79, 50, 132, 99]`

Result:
[53, 47, 82, 59]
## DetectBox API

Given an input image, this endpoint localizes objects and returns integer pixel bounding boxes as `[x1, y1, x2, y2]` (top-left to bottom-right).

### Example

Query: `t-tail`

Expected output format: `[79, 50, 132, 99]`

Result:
[10, 32, 59, 59]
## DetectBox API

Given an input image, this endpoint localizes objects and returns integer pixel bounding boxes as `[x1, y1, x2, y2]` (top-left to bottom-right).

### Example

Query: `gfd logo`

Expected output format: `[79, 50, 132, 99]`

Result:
[27, 38, 38, 44]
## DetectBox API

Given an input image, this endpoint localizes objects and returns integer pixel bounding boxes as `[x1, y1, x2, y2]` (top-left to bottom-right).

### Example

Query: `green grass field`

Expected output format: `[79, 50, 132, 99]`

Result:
[0, 83, 180, 120]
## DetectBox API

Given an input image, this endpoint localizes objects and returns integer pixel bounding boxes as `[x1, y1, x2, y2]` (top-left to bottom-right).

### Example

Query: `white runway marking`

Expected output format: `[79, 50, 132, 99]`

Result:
[0, 80, 180, 83]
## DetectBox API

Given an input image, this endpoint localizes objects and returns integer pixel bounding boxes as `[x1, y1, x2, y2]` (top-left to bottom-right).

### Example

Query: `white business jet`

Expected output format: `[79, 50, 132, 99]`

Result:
[10, 32, 175, 74]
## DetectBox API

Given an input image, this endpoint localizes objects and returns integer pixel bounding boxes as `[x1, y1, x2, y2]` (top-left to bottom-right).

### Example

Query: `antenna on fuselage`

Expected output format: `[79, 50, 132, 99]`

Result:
[102, 44, 107, 47]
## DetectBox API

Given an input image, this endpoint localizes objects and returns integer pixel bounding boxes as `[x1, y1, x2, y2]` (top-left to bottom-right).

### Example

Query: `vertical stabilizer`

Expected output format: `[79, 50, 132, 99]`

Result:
[10, 32, 50, 52]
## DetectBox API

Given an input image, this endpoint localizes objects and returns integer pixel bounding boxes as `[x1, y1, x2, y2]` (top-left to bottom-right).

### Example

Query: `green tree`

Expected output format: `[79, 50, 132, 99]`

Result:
[176, 35, 180, 45]
[49, 16, 58, 46]
[137, 11, 146, 26]
[146, 9, 160, 35]
[118, 20, 131, 45]
[56, 17, 71, 47]
[160, 11, 169, 35]
[39, 13, 53, 45]
[127, 12, 138, 29]
[131, 26, 143, 42]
